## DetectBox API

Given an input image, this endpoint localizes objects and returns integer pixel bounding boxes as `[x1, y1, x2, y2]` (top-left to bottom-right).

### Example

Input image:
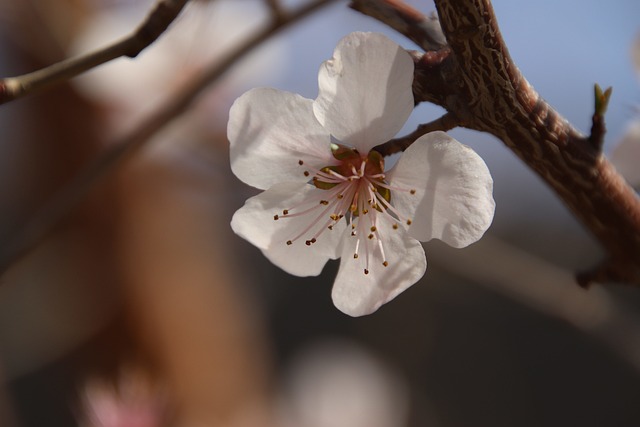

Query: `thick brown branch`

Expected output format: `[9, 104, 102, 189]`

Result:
[355, 0, 640, 285]
[0, 0, 189, 104]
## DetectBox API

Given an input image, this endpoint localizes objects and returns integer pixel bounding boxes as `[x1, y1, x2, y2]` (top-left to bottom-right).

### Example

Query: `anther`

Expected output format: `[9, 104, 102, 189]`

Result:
[304, 171, 310, 177]
[410, 189, 416, 195]
[383, 261, 388, 267]
[320, 200, 329, 205]
[392, 223, 399, 230]
[407, 219, 412, 225]
[298, 160, 304, 165]
[274, 214, 279, 220]
[364, 269, 369, 275]
[337, 194, 344, 199]
[370, 226, 377, 232]
[368, 234, 374, 239]
[286, 240, 292, 245]
[353, 254, 358, 259]
[283, 209, 289, 215]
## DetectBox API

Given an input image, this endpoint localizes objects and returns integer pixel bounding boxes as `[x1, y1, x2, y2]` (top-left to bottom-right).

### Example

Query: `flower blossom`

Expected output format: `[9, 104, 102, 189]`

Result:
[228, 32, 495, 316]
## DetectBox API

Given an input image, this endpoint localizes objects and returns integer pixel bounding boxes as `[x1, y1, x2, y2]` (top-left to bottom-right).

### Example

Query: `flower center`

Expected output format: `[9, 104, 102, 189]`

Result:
[273, 143, 416, 275]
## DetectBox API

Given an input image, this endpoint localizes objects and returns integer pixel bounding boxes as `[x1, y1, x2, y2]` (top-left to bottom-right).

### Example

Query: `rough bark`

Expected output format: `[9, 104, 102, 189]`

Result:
[353, 0, 640, 285]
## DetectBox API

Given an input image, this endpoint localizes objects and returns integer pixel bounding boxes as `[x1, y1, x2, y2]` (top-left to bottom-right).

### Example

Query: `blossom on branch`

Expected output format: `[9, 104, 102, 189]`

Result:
[228, 32, 495, 316]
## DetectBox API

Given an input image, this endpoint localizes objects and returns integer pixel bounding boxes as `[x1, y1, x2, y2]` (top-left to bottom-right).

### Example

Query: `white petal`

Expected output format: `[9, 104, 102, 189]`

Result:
[228, 88, 334, 190]
[313, 32, 414, 152]
[387, 131, 495, 248]
[231, 181, 346, 277]
[331, 220, 426, 317]
[610, 121, 640, 187]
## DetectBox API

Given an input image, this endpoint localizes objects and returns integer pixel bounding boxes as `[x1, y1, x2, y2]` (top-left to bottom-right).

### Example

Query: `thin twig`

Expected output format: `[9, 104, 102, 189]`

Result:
[588, 84, 613, 152]
[265, 0, 286, 22]
[0, 0, 189, 104]
[374, 112, 459, 156]
[350, 0, 446, 51]
[0, 0, 338, 276]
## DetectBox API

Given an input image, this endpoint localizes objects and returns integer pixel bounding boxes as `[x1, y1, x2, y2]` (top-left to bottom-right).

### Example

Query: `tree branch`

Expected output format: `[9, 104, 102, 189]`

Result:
[0, 0, 189, 104]
[374, 112, 459, 156]
[0, 0, 338, 276]
[350, 0, 446, 51]
[352, 0, 640, 286]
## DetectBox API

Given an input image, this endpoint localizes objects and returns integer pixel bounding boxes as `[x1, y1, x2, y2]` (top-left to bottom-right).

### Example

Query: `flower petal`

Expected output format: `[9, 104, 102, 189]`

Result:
[313, 32, 414, 152]
[231, 181, 346, 276]
[610, 121, 640, 187]
[387, 131, 495, 248]
[331, 220, 426, 316]
[228, 88, 334, 190]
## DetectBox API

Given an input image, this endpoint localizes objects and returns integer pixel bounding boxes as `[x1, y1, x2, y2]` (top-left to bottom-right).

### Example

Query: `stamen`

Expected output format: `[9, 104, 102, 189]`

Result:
[375, 229, 388, 268]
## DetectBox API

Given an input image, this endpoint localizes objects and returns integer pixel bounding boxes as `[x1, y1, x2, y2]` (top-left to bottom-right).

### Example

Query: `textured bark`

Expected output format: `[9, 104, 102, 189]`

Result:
[353, 0, 640, 285]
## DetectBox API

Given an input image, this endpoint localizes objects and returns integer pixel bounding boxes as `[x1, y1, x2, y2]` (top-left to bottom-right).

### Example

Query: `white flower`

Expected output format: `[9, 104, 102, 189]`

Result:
[228, 32, 495, 316]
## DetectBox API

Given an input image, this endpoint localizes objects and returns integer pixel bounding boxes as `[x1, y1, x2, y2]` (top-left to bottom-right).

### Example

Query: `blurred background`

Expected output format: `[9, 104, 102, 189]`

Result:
[0, 0, 639, 426]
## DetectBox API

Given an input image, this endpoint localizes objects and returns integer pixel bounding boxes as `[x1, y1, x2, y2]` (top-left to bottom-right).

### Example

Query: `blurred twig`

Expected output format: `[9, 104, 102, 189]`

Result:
[0, 0, 338, 276]
[0, 0, 190, 104]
